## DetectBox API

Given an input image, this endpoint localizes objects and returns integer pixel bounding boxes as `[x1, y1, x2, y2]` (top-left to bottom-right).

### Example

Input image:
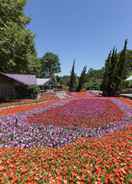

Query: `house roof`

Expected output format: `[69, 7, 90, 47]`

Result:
[0, 72, 51, 87]
[36, 78, 51, 86]
[3, 73, 37, 86]
[126, 75, 132, 81]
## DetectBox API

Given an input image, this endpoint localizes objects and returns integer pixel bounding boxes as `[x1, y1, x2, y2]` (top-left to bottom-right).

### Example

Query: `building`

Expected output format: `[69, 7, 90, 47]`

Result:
[0, 73, 52, 99]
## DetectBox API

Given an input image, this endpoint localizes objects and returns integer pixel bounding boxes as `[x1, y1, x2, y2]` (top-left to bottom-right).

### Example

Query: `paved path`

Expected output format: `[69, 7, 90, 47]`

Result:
[120, 94, 132, 99]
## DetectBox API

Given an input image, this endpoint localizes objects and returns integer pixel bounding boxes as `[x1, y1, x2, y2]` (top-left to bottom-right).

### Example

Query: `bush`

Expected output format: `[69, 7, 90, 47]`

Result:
[28, 85, 40, 99]
[86, 81, 101, 90]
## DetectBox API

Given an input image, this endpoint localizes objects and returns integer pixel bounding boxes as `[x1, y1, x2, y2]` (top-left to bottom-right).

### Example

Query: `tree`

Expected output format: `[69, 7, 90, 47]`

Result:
[41, 52, 61, 78]
[113, 40, 128, 94]
[69, 60, 77, 91]
[86, 67, 104, 90]
[102, 40, 128, 96]
[0, 0, 39, 74]
[57, 75, 70, 89]
[0, 0, 30, 27]
[102, 51, 112, 96]
[126, 50, 132, 75]
[77, 66, 87, 91]
[41, 52, 61, 88]
[27, 56, 42, 77]
[102, 49, 118, 96]
[87, 68, 104, 79]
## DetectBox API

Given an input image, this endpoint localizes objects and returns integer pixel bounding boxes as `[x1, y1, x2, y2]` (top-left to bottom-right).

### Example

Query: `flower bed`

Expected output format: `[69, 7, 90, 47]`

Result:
[0, 93, 59, 116]
[0, 94, 131, 148]
[0, 99, 59, 117]
[119, 97, 132, 107]
[0, 117, 131, 148]
[0, 126, 131, 184]
[28, 98, 124, 129]
[0, 92, 131, 183]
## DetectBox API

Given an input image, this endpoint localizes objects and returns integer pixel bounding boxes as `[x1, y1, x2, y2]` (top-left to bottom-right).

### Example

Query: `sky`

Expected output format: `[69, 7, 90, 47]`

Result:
[25, 0, 132, 75]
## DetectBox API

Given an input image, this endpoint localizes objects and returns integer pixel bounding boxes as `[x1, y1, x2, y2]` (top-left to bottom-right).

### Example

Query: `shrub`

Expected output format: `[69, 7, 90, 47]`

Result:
[28, 85, 40, 99]
[86, 81, 101, 90]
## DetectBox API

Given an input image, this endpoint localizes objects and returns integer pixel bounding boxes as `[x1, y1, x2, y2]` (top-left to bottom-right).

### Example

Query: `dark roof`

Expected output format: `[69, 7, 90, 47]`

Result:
[1, 73, 37, 86]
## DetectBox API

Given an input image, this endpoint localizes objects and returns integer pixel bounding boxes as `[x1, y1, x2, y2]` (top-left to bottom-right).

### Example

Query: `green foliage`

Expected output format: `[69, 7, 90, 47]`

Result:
[0, 0, 39, 75]
[126, 50, 132, 75]
[121, 80, 130, 89]
[14, 85, 40, 99]
[28, 85, 40, 99]
[27, 56, 42, 77]
[128, 80, 132, 88]
[86, 68, 104, 90]
[59, 66, 104, 91]
[41, 52, 61, 78]
[87, 68, 104, 79]
[102, 40, 128, 96]
[86, 80, 101, 90]
[102, 49, 118, 96]
[77, 66, 87, 91]
[40, 52, 61, 89]
[69, 60, 78, 91]
[0, 0, 30, 27]
[56, 75, 70, 90]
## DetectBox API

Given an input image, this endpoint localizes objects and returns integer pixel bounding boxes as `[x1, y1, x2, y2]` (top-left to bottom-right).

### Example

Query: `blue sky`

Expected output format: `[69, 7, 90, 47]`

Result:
[25, 0, 132, 75]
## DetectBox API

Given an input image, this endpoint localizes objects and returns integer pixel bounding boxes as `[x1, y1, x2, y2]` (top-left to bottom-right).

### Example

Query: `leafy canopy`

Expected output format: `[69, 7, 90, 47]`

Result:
[41, 52, 61, 77]
[0, 0, 39, 74]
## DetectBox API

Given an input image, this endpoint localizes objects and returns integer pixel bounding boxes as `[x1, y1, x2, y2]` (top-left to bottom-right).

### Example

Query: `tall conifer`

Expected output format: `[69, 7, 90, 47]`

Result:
[69, 60, 77, 91]
[102, 40, 128, 96]
[77, 66, 87, 91]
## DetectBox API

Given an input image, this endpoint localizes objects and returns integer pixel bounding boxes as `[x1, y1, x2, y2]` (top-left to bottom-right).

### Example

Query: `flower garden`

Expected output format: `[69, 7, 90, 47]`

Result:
[0, 92, 132, 183]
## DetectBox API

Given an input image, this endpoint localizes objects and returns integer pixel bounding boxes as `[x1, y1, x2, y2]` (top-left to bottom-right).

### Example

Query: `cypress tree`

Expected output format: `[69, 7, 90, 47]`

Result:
[69, 60, 77, 91]
[102, 51, 112, 96]
[109, 48, 119, 96]
[102, 48, 118, 96]
[113, 39, 128, 95]
[102, 40, 128, 96]
[77, 66, 87, 91]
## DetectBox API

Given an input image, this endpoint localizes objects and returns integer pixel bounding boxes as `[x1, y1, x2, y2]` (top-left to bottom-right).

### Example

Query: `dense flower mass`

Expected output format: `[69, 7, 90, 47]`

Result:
[28, 98, 124, 129]
[0, 126, 131, 184]
[0, 92, 131, 148]
[0, 92, 131, 183]
[0, 93, 59, 116]
[119, 97, 132, 107]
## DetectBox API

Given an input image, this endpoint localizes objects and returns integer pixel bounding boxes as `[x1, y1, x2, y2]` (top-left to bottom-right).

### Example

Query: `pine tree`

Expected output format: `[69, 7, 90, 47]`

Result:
[69, 60, 77, 91]
[77, 66, 87, 91]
